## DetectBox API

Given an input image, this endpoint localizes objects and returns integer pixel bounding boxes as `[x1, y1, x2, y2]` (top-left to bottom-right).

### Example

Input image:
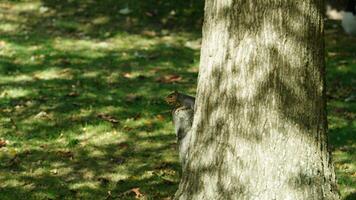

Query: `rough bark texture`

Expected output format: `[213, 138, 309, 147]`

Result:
[175, 0, 340, 199]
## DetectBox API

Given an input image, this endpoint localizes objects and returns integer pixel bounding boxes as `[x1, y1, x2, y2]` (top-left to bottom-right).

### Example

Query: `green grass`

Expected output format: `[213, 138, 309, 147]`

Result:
[0, 1, 355, 199]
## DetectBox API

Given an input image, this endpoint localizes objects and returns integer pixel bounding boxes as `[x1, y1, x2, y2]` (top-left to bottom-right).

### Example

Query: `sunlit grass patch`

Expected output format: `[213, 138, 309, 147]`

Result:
[333, 149, 356, 197]
[0, 1, 354, 199]
[11, 1, 41, 12]
[32, 67, 74, 80]
[0, 23, 20, 32]
[0, 87, 31, 98]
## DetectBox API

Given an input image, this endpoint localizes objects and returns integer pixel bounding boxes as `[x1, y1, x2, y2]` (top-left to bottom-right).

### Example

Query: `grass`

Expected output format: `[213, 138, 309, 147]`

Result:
[0, 1, 355, 199]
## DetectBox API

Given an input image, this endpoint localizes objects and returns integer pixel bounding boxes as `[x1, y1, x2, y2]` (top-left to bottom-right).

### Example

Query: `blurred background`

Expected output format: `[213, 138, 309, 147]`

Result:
[0, 0, 354, 199]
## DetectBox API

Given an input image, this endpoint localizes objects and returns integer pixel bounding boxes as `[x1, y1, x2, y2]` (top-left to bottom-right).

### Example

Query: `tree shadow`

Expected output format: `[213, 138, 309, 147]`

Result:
[344, 192, 356, 200]
[21, 0, 205, 40]
[0, 0, 203, 199]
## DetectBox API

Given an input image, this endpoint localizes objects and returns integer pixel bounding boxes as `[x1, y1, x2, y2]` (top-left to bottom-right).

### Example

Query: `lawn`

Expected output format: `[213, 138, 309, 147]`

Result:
[0, 1, 355, 199]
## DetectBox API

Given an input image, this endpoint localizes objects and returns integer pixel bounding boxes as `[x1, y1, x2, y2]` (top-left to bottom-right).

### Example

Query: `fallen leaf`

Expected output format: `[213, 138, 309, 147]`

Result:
[57, 150, 74, 159]
[123, 125, 133, 132]
[131, 188, 143, 199]
[155, 74, 182, 83]
[156, 114, 165, 121]
[105, 190, 112, 200]
[34, 111, 50, 119]
[0, 139, 7, 148]
[97, 113, 119, 124]
[118, 186, 144, 199]
[59, 68, 72, 75]
[352, 172, 356, 177]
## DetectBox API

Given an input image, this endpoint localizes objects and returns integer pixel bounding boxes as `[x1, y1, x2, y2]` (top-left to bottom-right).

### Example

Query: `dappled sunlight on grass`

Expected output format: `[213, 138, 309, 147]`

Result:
[0, 1, 197, 198]
[325, 21, 356, 198]
[0, 88, 31, 98]
[0, 0, 354, 199]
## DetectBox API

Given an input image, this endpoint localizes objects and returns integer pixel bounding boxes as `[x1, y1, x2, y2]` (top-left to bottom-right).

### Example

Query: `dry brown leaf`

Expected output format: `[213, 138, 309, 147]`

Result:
[0, 139, 7, 148]
[57, 150, 74, 159]
[118, 187, 144, 199]
[156, 114, 165, 121]
[131, 188, 143, 199]
[97, 113, 119, 124]
[59, 68, 72, 75]
[123, 125, 133, 132]
[155, 74, 182, 83]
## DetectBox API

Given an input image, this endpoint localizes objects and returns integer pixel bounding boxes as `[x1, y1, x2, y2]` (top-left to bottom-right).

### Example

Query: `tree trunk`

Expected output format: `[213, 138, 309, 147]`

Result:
[175, 0, 340, 199]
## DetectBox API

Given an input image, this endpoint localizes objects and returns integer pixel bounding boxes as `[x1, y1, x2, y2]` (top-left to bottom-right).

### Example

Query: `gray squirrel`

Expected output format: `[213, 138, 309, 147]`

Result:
[165, 91, 195, 167]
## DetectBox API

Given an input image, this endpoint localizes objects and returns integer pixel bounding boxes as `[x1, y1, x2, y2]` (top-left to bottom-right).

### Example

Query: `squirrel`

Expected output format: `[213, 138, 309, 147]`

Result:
[165, 91, 195, 168]
[166, 91, 195, 110]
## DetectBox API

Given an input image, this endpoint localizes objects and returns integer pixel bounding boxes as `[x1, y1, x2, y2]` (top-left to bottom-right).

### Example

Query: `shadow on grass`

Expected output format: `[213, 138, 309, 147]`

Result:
[0, 0, 355, 199]
[0, 0, 201, 199]
[344, 192, 356, 200]
[1, 132, 180, 199]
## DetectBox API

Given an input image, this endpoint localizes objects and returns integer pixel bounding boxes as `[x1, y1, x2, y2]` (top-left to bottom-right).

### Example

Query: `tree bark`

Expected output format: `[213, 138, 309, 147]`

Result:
[175, 0, 340, 199]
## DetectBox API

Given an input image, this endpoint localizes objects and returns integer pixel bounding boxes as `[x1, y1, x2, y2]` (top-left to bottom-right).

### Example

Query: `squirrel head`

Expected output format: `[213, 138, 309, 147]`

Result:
[165, 90, 179, 106]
